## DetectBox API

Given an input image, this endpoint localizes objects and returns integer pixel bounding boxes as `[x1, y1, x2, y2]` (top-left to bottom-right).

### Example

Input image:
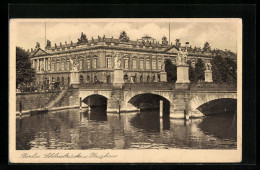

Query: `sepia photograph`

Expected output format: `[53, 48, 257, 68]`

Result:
[9, 18, 242, 163]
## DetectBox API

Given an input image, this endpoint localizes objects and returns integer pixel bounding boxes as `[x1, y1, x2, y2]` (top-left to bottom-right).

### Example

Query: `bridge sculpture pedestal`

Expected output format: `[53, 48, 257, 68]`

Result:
[113, 69, 124, 89]
[70, 71, 80, 88]
[205, 70, 213, 83]
[160, 72, 167, 82]
[175, 64, 190, 90]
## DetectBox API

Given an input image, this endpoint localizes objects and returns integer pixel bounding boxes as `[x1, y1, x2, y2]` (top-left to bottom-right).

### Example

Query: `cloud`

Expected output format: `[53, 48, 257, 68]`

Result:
[14, 20, 238, 52]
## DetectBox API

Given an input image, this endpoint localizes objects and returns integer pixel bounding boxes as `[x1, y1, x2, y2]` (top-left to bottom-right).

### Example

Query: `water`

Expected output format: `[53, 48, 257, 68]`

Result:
[16, 108, 237, 150]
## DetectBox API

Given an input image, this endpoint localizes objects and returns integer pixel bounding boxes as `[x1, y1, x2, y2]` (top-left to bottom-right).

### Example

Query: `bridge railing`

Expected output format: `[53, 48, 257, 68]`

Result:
[124, 82, 175, 90]
[190, 82, 237, 92]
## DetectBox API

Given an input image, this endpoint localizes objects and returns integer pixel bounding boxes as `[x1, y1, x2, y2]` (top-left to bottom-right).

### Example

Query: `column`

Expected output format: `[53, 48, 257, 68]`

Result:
[160, 100, 163, 118]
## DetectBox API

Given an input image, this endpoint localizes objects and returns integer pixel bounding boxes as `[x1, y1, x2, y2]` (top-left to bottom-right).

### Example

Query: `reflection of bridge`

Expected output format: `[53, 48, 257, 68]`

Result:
[78, 83, 237, 119]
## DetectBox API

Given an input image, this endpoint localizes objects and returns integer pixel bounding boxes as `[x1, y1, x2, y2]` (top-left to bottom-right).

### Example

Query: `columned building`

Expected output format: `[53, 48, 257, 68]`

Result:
[29, 33, 215, 86]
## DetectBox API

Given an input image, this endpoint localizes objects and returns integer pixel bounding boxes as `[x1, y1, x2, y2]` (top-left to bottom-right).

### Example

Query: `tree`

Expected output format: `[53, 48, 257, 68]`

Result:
[165, 59, 177, 83]
[119, 31, 129, 42]
[194, 59, 205, 82]
[211, 55, 237, 83]
[187, 60, 196, 83]
[16, 47, 35, 88]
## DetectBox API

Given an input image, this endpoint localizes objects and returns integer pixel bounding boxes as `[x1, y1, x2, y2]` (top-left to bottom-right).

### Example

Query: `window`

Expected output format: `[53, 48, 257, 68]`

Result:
[79, 60, 83, 70]
[146, 59, 150, 69]
[61, 61, 65, 70]
[106, 57, 111, 68]
[158, 60, 162, 70]
[87, 75, 90, 82]
[87, 59, 91, 69]
[51, 62, 55, 71]
[48, 59, 51, 71]
[57, 62, 60, 71]
[124, 59, 129, 69]
[61, 77, 64, 84]
[57, 77, 60, 82]
[124, 74, 128, 81]
[152, 60, 156, 70]
[140, 75, 143, 82]
[67, 61, 70, 70]
[157, 74, 160, 82]
[93, 58, 97, 68]
[147, 75, 150, 82]
[45, 59, 48, 70]
[133, 59, 137, 69]
[80, 75, 84, 84]
[140, 60, 144, 69]
[68, 77, 70, 84]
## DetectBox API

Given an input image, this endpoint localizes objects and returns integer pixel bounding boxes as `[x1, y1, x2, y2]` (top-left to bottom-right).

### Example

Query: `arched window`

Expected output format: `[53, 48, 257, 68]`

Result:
[93, 57, 97, 69]
[157, 74, 160, 82]
[107, 75, 111, 83]
[124, 74, 128, 81]
[152, 75, 156, 82]
[140, 59, 144, 69]
[94, 75, 97, 83]
[106, 57, 111, 68]
[147, 75, 150, 82]
[79, 75, 84, 84]
[146, 59, 150, 69]
[133, 59, 137, 69]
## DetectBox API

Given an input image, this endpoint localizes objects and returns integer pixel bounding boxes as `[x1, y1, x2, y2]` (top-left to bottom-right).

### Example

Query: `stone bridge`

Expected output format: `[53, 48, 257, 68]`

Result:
[77, 83, 237, 119]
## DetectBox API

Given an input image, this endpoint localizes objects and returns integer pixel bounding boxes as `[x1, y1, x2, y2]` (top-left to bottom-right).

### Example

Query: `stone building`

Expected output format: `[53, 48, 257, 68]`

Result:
[29, 32, 215, 86]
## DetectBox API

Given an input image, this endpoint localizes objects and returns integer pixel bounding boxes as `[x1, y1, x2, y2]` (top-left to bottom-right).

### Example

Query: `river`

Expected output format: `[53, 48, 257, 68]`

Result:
[16, 107, 237, 150]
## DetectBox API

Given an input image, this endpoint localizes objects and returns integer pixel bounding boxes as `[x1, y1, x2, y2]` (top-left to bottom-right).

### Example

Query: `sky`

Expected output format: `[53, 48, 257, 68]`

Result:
[13, 19, 240, 52]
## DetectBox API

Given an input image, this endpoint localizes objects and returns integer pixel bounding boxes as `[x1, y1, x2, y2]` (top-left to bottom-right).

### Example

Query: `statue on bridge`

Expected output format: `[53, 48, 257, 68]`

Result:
[70, 58, 79, 72]
[206, 61, 212, 71]
[114, 54, 121, 69]
[177, 49, 188, 65]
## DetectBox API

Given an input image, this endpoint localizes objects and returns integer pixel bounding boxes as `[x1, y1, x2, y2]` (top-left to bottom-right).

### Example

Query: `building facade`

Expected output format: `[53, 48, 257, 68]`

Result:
[29, 33, 215, 87]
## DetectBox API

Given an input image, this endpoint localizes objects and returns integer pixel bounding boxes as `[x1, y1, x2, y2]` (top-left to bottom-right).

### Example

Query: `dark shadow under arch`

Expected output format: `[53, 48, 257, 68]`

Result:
[197, 98, 237, 116]
[82, 94, 108, 107]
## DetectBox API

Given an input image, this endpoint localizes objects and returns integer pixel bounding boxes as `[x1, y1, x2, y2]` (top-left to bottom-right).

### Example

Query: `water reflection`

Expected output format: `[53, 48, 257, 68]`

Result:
[16, 108, 237, 150]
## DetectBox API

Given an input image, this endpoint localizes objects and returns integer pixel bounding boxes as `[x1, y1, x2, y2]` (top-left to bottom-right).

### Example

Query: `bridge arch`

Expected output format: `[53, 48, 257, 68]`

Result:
[126, 93, 171, 115]
[190, 92, 237, 116]
[82, 94, 108, 107]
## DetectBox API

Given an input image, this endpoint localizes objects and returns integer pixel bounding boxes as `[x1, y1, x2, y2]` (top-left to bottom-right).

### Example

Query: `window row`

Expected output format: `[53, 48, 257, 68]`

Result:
[33, 57, 164, 71]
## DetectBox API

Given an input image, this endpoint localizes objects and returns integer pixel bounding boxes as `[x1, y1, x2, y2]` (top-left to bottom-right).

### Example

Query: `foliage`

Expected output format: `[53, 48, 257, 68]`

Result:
[211, 55, 237, 83]
[194, 58, 205, 82]
[187, 60, 196, 83]
[165, 59, 177, 83]
[16, 47, 35, 88]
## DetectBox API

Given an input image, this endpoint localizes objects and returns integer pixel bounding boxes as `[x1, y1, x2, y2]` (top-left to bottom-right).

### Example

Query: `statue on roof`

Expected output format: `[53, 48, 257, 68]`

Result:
[46, 39, 51, 48]
[162, 36, 168, 46]
[119, 31, 129, 42]
[35, 42, 40, 49]
[175, 39, 181, 48]
[77, 32, 88, 44]
[55, 43, 57, 49]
